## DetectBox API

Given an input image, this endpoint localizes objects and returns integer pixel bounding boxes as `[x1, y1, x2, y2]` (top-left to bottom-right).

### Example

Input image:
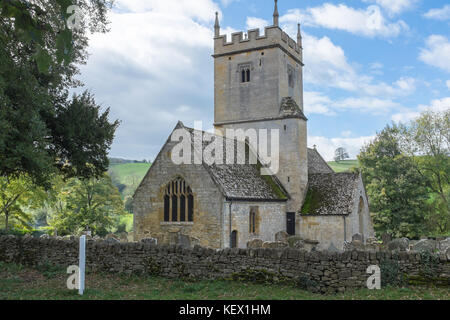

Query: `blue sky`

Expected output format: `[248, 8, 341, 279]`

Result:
[76, 0, 450, 161]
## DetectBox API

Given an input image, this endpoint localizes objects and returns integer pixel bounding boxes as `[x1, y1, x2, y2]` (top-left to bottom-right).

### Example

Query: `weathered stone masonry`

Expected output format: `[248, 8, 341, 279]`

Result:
[1, 236, 448, 293]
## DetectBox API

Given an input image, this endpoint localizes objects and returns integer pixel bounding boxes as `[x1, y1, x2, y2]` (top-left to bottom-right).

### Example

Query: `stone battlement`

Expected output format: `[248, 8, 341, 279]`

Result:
[213, 26, 302, 64]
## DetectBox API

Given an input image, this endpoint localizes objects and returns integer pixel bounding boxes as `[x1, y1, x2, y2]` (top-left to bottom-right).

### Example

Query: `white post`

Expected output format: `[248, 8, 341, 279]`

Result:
[79, 235, 86, 295]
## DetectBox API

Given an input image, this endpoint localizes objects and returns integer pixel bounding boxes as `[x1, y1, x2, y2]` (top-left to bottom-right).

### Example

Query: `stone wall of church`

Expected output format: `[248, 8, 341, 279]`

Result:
[133, 137, 225, 249]
[221, 201, 287, 248]
[1, 235, 448, 294]
[298, 175, 374, 251]
[298, 215, 347, 251]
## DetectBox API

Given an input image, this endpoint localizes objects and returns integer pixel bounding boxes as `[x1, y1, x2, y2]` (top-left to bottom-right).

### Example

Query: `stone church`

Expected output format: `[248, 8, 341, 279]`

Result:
[133, 1, 374, 250]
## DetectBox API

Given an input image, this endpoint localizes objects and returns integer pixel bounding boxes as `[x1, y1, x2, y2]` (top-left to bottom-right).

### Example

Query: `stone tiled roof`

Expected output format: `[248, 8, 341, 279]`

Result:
[301, 173, 359, 215]
[183, 124, 289, 201]
[307, 148, 334, 174]
[279, 97, 307, 120]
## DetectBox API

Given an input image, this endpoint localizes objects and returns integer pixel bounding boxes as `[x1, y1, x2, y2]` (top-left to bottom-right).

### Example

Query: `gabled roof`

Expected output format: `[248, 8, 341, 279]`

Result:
[301, 173, 360, 215]
[307, 148, 334, 174]
[178, 123, 289, 202]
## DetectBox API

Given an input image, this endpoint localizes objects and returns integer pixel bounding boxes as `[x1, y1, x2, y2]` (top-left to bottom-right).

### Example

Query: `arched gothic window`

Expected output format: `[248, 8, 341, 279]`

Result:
[163, 177, 194, 222]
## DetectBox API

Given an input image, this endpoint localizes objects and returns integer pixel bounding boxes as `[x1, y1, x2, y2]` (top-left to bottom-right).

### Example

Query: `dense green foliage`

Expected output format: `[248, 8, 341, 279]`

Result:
[45, 174, 125, 236]
[0, 0, 118, 188]
[359, 110, 449, 238]
[0, 175, 46, 231]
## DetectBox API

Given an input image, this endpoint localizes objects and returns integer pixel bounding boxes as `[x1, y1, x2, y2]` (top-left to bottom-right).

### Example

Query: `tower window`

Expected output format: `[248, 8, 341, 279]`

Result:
[163, 177, 194, 222]
[239, 64, 251, 83]
[288, 70, 294, 88]
[241, 68, 250, 83]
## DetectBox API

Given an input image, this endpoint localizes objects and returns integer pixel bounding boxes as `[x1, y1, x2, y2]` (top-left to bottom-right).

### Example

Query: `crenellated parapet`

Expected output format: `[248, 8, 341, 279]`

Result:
[213, 26, 303, 65]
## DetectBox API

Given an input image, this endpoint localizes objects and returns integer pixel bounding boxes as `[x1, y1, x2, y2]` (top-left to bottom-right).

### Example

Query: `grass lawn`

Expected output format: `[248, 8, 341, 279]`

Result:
[0, 262, 448, 300]
[327, 160, 359, 173]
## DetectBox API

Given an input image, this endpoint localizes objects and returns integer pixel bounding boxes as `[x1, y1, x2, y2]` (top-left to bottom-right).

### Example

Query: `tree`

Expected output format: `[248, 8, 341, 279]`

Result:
[399, 110, 450, 234]
[334, 147, 350, 163]
[0, 175, 46, 231]
[358, 124, 428, 238]
[47, 174, 125, 236]
[0, 0, 118, 188]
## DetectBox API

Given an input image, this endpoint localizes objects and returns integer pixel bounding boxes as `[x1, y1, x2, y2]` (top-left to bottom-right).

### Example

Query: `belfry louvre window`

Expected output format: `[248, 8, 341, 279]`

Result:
[163, 177, 194, 222]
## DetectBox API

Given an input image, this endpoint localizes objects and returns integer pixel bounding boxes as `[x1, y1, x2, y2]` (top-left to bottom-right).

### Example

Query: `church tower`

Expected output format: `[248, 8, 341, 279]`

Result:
[213, 1, 308, 212]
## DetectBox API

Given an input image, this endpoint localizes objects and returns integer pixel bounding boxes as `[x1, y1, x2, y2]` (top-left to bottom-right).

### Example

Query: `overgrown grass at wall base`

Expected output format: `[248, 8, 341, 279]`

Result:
[1, 261, 449, 300]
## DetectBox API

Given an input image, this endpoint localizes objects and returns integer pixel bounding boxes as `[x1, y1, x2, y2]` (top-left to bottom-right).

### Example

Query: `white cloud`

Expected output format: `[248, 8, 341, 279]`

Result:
[77, 0, 222, 159]
[419, 35, 450, 73]
[447, 80, 450, 90]
[304, 91, 334, 115]
[424, 5, 450, 21]
[280, 4, 409, 38]
[391, 97, 450, 123]
[363, 0, 419, 16]
[418, 97, 450, 113]
[114, 0, 219, 22]
[304, 91, 403, 116]
[334, 97, 402, 114]
[308, 135, 375, 161]
[246, 17, 269, 33]
[341, 131, 352, 137]
[273, 24, 416, 99]
[221, 0, 239, 7]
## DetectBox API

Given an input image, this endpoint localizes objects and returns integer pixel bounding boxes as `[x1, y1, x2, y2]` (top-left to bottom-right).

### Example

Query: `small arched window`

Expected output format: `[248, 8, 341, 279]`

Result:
[240, 66, 251, 83]
[249, 210, 256, 234]
[163, 177, 194, 222]
[249, 206, 258, 234]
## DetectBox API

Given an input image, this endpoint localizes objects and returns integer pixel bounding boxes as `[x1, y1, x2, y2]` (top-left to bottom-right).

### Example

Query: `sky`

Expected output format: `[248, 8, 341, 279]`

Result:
[75, 0, 450, 161]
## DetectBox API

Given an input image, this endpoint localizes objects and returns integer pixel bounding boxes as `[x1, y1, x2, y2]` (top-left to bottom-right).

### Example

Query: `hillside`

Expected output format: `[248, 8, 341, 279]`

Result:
[327, 160, 359, 173]
[108, 162, 151, 198]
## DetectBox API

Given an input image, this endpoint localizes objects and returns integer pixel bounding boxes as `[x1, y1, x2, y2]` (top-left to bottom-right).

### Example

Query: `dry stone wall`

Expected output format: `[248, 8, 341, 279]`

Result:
[0, 235, 448, 294]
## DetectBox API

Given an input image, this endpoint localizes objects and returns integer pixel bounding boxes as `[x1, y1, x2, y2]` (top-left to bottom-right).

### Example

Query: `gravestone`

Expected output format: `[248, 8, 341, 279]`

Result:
[286, 236, 305, 249]
[381, 233, 391, 244]
[352, 234, 363, 242]
[178, 234, 191, 248]
[411, 239, 437, 253]
[275, 231, 289, 243]
[438, 238, 450, 252]
[247, 239, 263, 248]
[141, 238, 157, 245]
[262, 241, 288, 249]
[387, 238, 409, 252]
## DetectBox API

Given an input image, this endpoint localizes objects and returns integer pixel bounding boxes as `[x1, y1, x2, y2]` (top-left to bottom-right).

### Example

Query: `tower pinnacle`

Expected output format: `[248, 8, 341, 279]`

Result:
[214, 12, 220, 38]
[297, 23, 302, 47]
[273, 0, 279, 27]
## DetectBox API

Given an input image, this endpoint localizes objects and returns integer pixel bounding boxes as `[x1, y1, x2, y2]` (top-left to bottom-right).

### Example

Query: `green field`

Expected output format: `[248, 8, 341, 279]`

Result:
[108, 162, 151, 198]
[0, 262, 448, 300]
[327, 160, 359, 173]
